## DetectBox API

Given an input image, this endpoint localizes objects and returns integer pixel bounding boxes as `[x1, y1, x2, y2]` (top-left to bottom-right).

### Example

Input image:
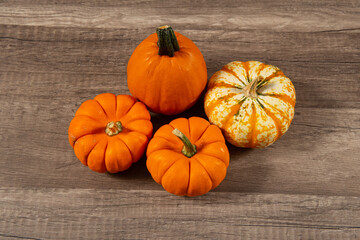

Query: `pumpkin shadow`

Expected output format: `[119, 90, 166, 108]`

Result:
[150, 93, 208, 133]
[106, 155, 151, 180]
[106, 95, 208, 180]
[107, 93, 269, 192]
[226, 144, 254, 158]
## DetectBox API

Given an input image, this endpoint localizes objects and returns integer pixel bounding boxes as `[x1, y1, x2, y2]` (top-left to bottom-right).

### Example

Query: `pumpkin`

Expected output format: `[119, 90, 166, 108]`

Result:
[68, 93, 153, 173]
[127, 25, 207, 115]
[146, 117, 229, 196]
[204, 61, 296, 148]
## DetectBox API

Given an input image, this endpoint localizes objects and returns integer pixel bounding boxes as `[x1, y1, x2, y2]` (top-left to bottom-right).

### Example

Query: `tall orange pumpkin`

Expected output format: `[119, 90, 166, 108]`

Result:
[127, 25, 207, 115]
[68, 93, 153, 173]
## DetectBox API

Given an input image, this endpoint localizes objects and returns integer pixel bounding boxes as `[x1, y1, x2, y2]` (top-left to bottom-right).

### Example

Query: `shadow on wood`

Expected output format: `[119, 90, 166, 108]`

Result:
[106, 155, 152, 180]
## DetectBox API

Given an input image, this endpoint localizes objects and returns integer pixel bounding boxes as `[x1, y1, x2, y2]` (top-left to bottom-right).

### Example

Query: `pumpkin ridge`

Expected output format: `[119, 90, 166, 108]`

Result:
[186, 159, 191, 196]
[122, 120, 152, 139]
[260, 96, 292, 121]
[191, 122, 211, 146]
[167, 120, 178, 131]
[74, 114, 104, 123]
[193, 156, 214, 190]
[263, 106, 282, 139]
[153, 135, 179, 148]
[187, 118, 191, 140]
[196, 150, 228, 165]
[247, 102, 257, 148]
[261, 99, 293, 137]
[114, 135, 134, 163]
[268, 102, 290, 121]
[208, 82, 240, 90]
[221, 67, 247, 86]
[122, 117, 153, 126]
[86, 138, 107, 173]
[68, 115, 107, 147]
[205, 92, 238, 116]
[159, 157, 183, 186]
[114, 95, 117, 118]
[94, 99, 110, 119]
[221, 97, 246, 132]
[263, 69, 284, 82]
[256, 63, 267, 76]
[102, 141, 109, 171]
[195, 137, 225, 148]
[197, 152, 226, 168]
[192, 124, 212, 149]
[71, 129, 106, 147]
[262, 94, 295, 108]
[124, 115, 152, 122]
[115, 96, 137, 119]
[256, 69, 284, 90]
[241, 61, 251, 83]
[120, 102, 152, 126]
[139, 56, 158, 111]
[76, 134, 102, 166]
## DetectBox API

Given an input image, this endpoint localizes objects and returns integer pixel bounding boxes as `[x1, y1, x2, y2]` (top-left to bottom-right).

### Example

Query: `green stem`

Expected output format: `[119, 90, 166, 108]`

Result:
[172, 128, 197, 158]
[243, 77, 260, 98]
[156, 25, 179, 57]
[105, 121, 122, 136]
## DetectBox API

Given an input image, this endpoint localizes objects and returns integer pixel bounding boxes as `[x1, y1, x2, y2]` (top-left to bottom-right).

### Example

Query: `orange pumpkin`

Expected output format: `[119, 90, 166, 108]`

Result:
[204, 61, 296, 148]
[127, 25, 207, 115]
[146, 117, 229, 197]
[68, 93, 153, 173]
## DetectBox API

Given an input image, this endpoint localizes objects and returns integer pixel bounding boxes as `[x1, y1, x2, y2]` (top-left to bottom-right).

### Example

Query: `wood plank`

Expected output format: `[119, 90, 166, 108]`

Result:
[1, 24, 359, 66]
[0, 5, 359, 195]
[0, 0, 359, 32]
[0, 188, 359, 239]
[0, 0, 360, 238]
[0, 71, 359, 196]
[0, 25, 359, 109]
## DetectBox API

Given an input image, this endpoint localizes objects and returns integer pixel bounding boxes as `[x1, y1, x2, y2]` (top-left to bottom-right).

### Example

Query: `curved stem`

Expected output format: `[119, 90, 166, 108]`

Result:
[172, 128, 197, 158]
[243, 77, 260, 98]
[156, 25, 179, 57]
[105, 121, 122, 136]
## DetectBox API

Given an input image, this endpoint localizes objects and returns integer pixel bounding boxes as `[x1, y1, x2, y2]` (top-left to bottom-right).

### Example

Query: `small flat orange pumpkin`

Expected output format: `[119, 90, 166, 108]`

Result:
[68, 93, 153, 173]
[146, 117, 229, 197]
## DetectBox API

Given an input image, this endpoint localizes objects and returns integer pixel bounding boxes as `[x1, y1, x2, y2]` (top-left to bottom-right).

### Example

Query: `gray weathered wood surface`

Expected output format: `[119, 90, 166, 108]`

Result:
[0, 0, 359, 239]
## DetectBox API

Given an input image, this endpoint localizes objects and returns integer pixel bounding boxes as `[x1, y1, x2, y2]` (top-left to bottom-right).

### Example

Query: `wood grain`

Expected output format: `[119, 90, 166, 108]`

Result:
[1, 0, 360, 32]
[0, 188, 359, 240]
[0, 0, 359, 239]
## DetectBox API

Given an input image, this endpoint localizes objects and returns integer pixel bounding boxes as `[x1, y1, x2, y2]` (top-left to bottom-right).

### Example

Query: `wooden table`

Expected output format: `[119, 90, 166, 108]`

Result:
[1, 1, 359, 239]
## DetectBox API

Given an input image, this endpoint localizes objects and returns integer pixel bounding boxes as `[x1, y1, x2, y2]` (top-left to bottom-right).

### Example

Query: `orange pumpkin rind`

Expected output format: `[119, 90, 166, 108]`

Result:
[68, 93, 153, 173]
[127, 26, 207, 115]
[146, 117, 229, 197]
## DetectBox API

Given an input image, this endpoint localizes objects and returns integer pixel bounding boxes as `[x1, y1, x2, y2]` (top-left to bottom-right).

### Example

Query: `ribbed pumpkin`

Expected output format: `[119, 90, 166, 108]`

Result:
[68, 93, 153, 173]
[146, 117, 229, 197]
[127, 25, 207, 115]
[204, 61, 296, 148]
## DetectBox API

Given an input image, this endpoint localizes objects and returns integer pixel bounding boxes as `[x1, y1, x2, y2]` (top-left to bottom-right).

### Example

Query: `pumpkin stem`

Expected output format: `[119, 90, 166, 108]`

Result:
[172, 128, 197, 158]
[243, 77, 260, 98]
[156, 25, 180, 57]
[105, 121, 122, 136]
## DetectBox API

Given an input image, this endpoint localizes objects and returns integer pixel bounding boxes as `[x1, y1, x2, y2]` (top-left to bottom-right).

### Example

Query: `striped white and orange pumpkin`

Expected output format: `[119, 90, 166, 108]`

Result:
[204, 61, 296, 148]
